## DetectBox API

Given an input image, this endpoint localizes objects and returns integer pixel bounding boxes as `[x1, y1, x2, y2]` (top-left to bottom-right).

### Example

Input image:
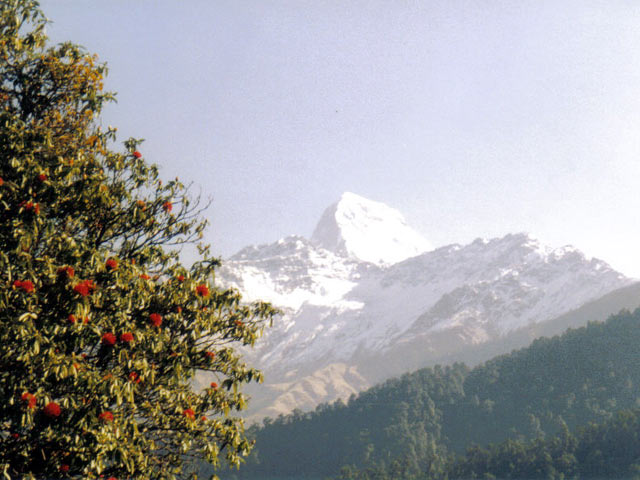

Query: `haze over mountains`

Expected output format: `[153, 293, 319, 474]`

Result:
[211, 193, 635, 419]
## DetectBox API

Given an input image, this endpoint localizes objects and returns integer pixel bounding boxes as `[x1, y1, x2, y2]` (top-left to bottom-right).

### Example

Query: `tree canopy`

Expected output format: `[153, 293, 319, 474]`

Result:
[240, 308, 640, 479]
[0, 1, 277, 479]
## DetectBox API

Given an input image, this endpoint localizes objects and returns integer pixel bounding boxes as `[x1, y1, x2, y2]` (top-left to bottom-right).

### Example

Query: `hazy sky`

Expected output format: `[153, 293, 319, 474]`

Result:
[39, 1, 640, 277]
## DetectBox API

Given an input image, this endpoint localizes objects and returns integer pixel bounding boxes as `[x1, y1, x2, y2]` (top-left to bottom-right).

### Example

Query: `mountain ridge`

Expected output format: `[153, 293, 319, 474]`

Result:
[211, 193, 632, 419]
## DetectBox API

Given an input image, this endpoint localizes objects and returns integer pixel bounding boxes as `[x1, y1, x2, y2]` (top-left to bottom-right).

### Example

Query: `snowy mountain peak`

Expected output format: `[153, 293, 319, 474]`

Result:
[310, 192, 432, 265]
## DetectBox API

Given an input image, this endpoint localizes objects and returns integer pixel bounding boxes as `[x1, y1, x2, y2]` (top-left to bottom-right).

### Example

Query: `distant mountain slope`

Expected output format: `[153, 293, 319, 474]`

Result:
[235, 308, 640, 479]
[212, 193, 632, 418]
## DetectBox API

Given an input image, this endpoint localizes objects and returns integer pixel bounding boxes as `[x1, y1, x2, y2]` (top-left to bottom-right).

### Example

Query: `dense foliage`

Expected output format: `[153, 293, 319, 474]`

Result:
[339, 407, 640, 480]
[447, 407, 640, 480]
[0, 2, 276, 479]
[239, 309, 640, 479]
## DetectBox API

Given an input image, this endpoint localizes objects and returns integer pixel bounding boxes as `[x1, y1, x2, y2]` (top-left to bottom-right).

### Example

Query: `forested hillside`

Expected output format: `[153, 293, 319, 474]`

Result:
[235, 308, 640, 479]
[338, 408, 640, 479]
[447, 407, 640, 480]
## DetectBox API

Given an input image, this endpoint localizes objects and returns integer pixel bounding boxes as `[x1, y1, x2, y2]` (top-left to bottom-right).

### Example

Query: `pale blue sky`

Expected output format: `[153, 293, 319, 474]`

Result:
[40, 1, 640, 276]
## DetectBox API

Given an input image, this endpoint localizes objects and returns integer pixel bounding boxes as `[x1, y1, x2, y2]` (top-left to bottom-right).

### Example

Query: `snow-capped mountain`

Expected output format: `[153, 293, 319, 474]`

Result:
[311, 192, 432, 265]
[213, 193, 633, 419]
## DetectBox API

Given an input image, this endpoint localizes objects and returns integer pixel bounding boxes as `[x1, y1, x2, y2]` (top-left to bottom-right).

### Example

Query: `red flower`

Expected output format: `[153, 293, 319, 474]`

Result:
[136, 200, 145, 210]
[73, 279, 96, 297]
[175, 306, 183, 313]
[11, 432, 19, 439]
[182, 408, 195, 419]
[68, 314, 77, 324]
[204, 351, 215, 359]
[21, 392, 36, 409]
[83, 316, 90, 324]
[139, 273, 150, 280]
[177, 275, 185, 282]
[23, 201, 32, 210]
[149, 313, 162, 327]
[98, 411, 114, 422]
[38, 173, 47, 182]
[57, 266, 75, 279]
[133, 150, 142, 158]
[43, 402, 61, 418]
[0, 177, 3, 186]
[195, 284, 209, 297]
[74, 283, 89, 296]
[101, 332, 116, 346]
[21, 201, 40, 214]
[107, 477, 117, 480]
[201, 416, 207, 422]
[13, 280, 35, 293]
[119, 332, 134, 343]
[210, 382, 218, 390]
[128, 372, 141, 384]
[59, 464, 69, 473]
[162, 201, 173, 212]
[105, 258, 118, 271]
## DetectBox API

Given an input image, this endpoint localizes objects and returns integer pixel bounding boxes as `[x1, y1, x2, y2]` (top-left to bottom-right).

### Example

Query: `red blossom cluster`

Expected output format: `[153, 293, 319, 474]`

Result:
[38, 173, 47, 182]
[43, 402, 61, 418]
[139, 273, 150, 280]
[182, 408, 195, 419]
[128, 372, 141, 384]
[98, 411, 114, 422]
[73, 279, 97, 297]
[13, 279, 35, 293]
[21, 392, 36, 408]
[176, 275, 185, 282]
[105, 258, 118, 271]
[195, 284, 209, 297]
[119, 332, 134, 343]
[57, 266, 75, 279]
[149, 313, 162, 327]
[132, 150, 142, 158]
[68, 314, 88, 325]
[162, 201, 172, 212]
[0, 176, 4, 186]
[20, 201, 40, 214]
[204, 351, 215, 359]
[101, 333, 116, 346]
[210, 382, 218, 390]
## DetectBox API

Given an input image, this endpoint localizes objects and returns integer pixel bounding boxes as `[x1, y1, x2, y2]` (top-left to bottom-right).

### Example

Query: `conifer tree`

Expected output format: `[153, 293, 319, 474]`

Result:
[0, 2, 276, 478]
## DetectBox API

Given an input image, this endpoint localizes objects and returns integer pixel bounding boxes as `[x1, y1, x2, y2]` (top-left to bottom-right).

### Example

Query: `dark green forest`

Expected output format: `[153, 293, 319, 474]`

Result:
[338, 407, 640, 479]
[234, 308, 640, 479]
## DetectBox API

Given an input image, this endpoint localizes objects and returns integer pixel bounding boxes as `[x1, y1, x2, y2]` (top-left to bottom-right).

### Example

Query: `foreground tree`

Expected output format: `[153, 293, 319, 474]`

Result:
[0, 2, 276, 479]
